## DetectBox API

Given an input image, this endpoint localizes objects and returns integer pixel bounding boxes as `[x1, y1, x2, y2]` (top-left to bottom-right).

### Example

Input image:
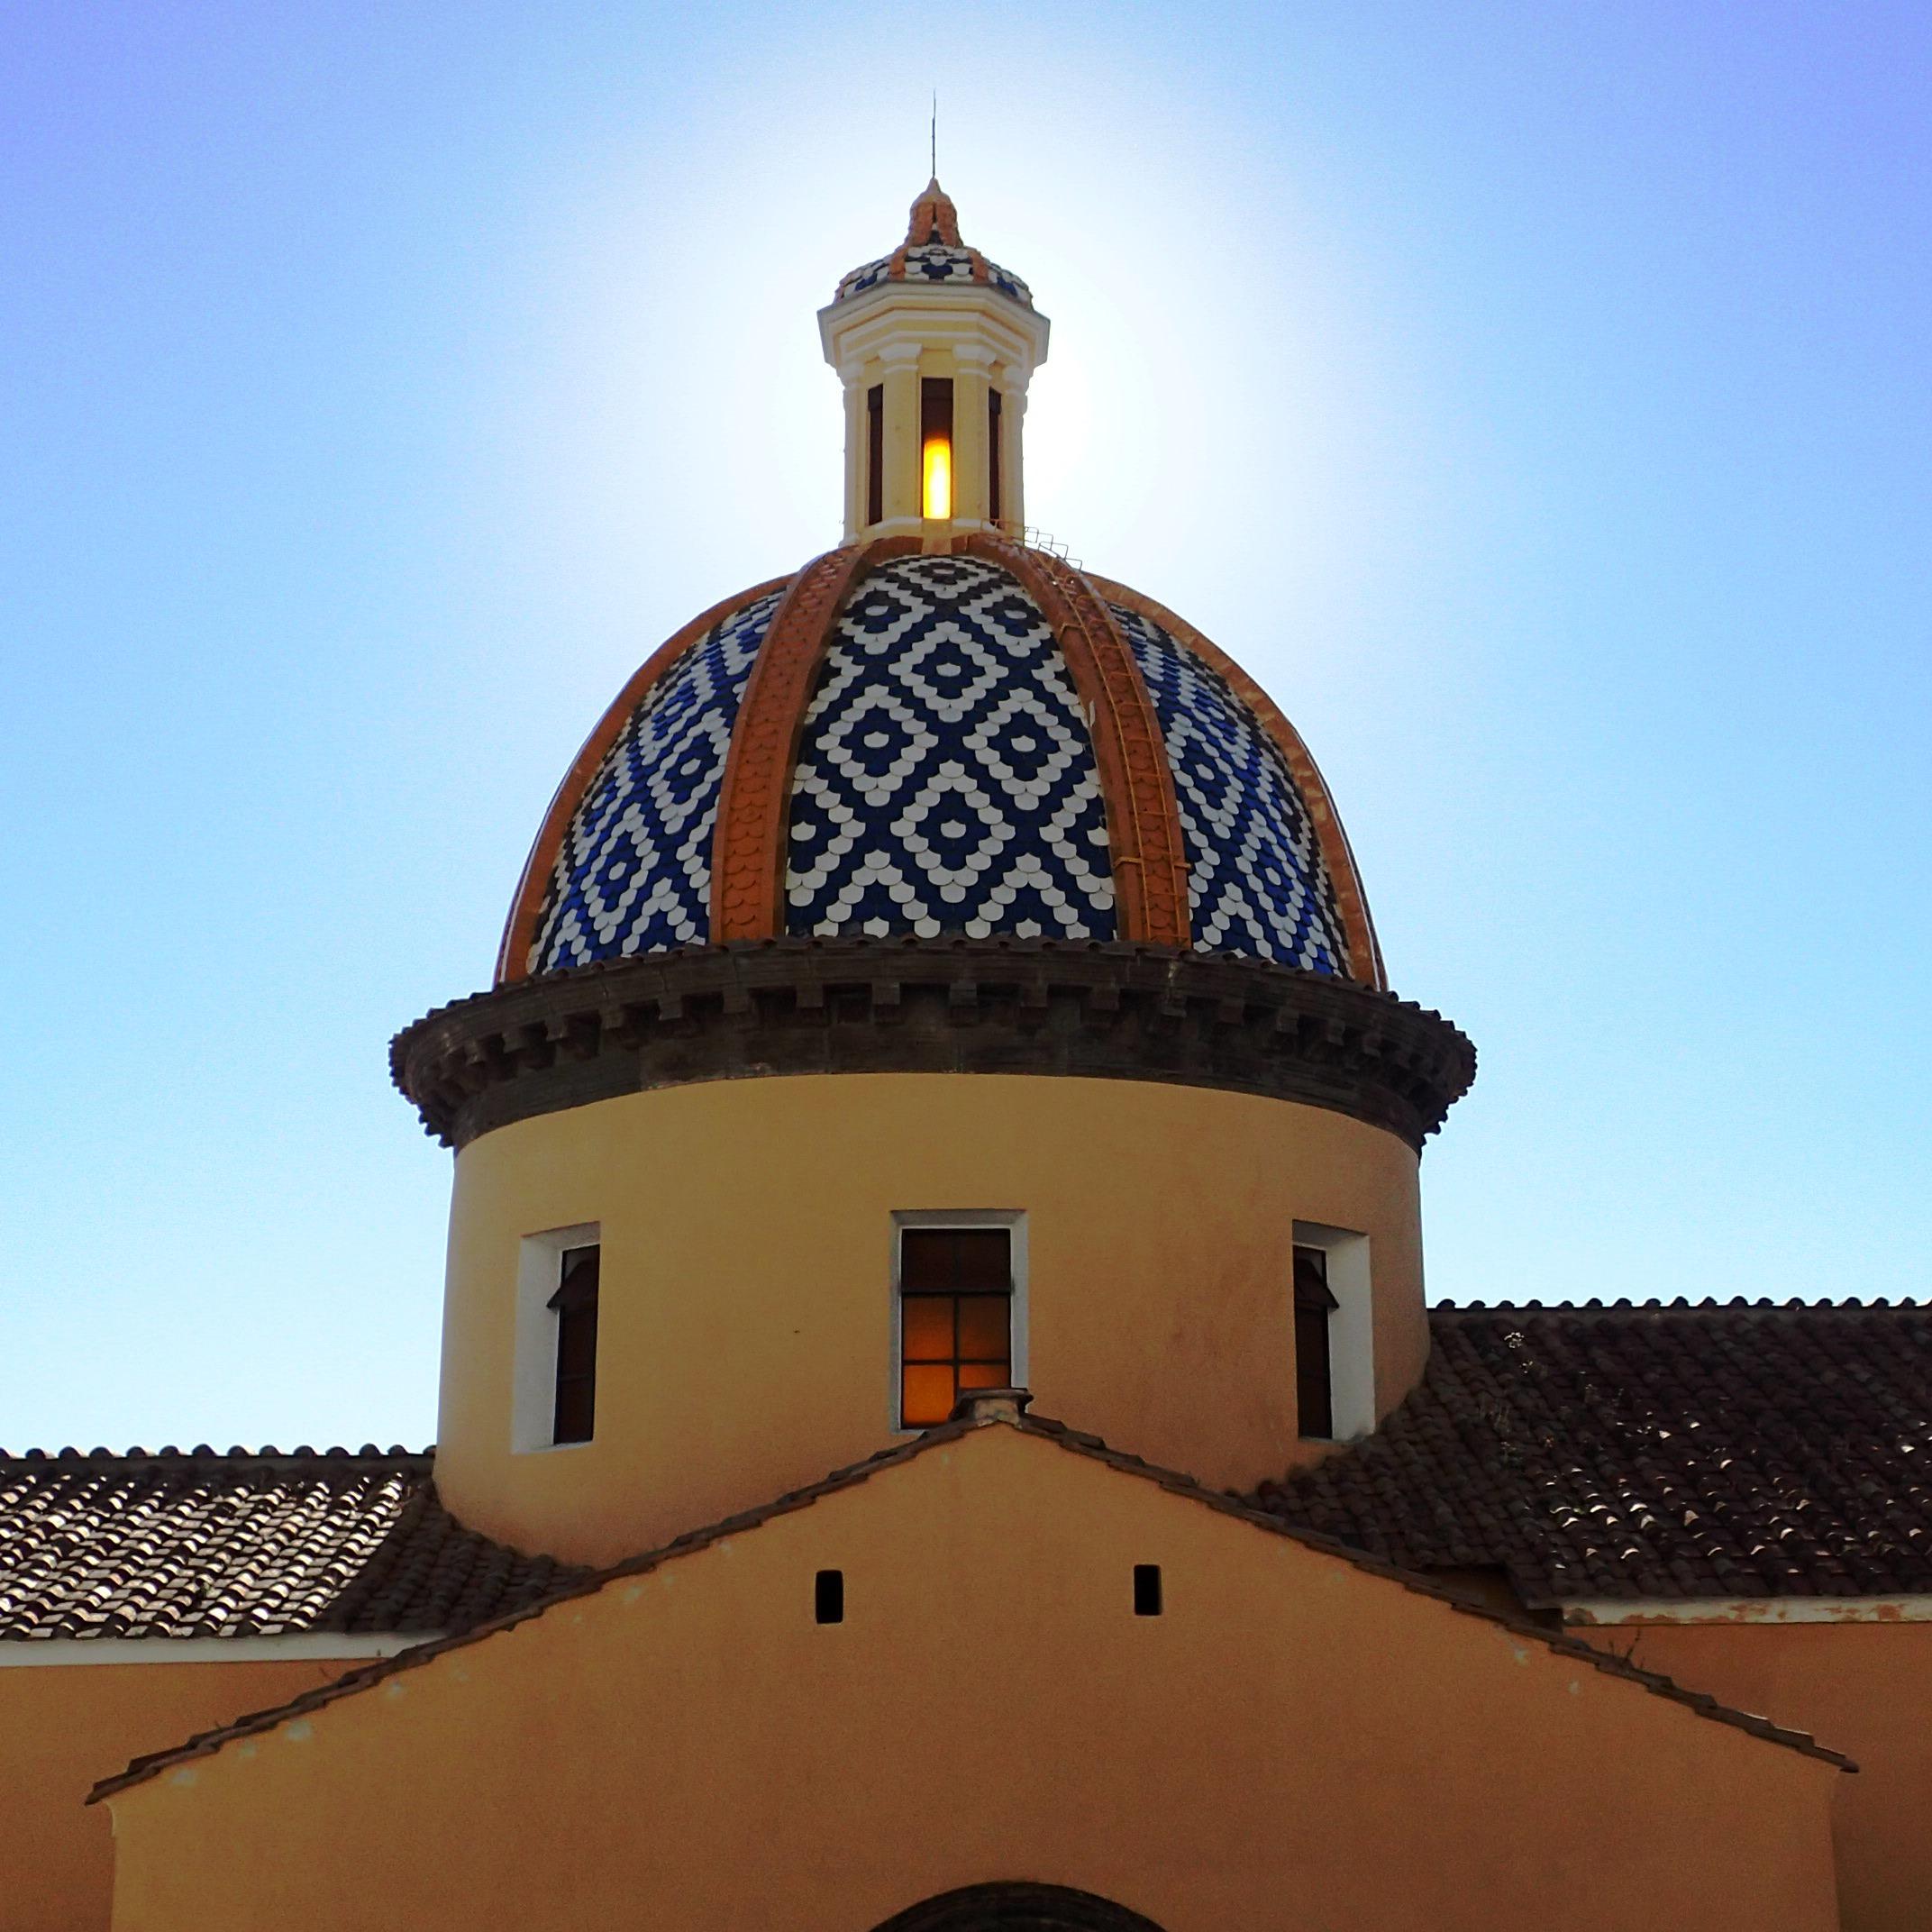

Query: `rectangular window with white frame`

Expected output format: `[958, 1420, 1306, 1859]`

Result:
[892, 1210, 1027, 1431]
[512, 1223, 601, 1453]
[1290, 1222, 1373, 1442]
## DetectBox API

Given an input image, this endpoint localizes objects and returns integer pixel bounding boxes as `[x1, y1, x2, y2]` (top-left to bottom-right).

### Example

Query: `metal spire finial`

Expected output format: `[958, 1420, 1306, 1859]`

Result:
[930, 92, 937, 182]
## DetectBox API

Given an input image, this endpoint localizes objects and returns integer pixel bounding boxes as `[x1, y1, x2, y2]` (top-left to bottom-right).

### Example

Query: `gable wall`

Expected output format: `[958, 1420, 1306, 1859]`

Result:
[1575, 1620, 1932, 1932]
[106, 1427, 1840, 1932]
[0, 1654, 367, 1932]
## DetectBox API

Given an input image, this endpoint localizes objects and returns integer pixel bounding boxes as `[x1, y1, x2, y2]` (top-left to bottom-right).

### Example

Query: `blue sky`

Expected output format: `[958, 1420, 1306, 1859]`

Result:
[3, 2, 1927, 1451]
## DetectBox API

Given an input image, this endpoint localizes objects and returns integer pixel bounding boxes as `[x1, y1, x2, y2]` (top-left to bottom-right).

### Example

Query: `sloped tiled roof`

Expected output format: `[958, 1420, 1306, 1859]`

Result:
[1259, 1299, 1932, 1604]
[14, 1301, 1927, 1657]
[0, 1447, 584, 1640]
[92, 1404, 1848, 1801]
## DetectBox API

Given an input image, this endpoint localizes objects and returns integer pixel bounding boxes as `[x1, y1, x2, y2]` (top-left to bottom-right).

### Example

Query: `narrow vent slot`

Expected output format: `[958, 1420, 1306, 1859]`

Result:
[815, 1569, 845, 1625]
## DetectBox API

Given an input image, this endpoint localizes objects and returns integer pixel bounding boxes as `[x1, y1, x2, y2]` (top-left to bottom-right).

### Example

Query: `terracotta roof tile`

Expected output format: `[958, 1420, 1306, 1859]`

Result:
[1257, 1299, 1932, 1604]
[0, 1448, 584, 1640]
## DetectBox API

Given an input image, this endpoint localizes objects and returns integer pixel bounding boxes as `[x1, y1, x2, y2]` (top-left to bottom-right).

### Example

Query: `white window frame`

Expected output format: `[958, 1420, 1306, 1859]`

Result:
[889, 1209, 1029, 1434]
[1290, 1221, 1374, 1443]
[511, 1222, 599, 1454]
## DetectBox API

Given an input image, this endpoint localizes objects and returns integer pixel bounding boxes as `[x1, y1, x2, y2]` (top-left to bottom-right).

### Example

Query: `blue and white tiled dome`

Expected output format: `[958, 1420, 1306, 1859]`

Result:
[783, 556, 1114, 941]
[512, 550, 1372, 986]
[1114, 604, 1351, 971]
[528, 590, 783, 966]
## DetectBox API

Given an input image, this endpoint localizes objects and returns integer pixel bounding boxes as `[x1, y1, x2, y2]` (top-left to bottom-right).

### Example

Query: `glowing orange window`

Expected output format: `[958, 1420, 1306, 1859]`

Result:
[898, 1226, 1012, 1427]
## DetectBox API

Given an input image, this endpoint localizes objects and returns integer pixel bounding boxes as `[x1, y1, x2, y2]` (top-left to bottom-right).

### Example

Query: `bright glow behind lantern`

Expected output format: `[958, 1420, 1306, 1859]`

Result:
[922, 434, 952, 519]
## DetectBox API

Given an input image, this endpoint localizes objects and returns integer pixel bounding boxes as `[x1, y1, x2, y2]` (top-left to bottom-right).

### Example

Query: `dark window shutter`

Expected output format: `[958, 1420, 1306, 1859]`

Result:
[548, 1244, 600, 1444]
[988, 388, 1004, 524]
[1292, 1245, 1335, 1439]
[866, 384, 884, 526]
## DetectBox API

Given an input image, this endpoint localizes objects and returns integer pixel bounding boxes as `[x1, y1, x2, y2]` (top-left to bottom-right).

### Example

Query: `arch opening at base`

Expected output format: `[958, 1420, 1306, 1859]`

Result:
[867, 1880, 1168, 1932]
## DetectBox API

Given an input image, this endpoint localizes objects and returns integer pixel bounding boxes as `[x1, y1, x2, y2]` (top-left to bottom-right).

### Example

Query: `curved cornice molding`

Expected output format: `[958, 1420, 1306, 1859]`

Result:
[392, 941, 1475, 1153]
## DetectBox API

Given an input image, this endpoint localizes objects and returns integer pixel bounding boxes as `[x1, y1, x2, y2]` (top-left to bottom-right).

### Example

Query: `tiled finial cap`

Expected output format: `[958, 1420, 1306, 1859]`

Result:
[830, 184, 1035, 310]
[951, 1386, 1034, 1426]
[904, 178, 963, 249]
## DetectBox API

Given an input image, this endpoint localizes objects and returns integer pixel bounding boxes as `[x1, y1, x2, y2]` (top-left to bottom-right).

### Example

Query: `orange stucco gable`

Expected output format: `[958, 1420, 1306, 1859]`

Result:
[104, 1420, 1845, 1932]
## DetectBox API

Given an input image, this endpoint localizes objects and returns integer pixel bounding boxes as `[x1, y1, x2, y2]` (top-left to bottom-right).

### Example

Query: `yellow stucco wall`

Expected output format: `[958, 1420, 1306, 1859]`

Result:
[1577, 1619, 1932, 1932]
[105, 1424, 1841, 1932]
[0, 1654, 368, 1932]
[433, 1072, 1428, 1564]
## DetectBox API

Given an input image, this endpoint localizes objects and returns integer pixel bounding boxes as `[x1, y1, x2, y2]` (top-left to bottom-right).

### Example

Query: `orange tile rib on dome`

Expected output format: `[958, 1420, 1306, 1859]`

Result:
[961, 534, 1192, 950]
[1089, 572, 1387, 992]
[494, 574, 790, 984]
[712, 534, 1189, 947]
[496, 542, 1385, 989]
[712, 538, 922, 943]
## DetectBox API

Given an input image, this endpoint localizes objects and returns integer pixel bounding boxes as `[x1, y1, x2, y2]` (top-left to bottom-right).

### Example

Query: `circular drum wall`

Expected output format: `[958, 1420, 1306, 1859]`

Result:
[432, 1070, 1427, 1566]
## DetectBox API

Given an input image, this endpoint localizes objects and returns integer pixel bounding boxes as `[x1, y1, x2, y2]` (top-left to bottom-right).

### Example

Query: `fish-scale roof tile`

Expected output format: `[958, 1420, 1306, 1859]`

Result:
[0, 1448, 585, 1641]
[1258, 1299, 1932, 1602]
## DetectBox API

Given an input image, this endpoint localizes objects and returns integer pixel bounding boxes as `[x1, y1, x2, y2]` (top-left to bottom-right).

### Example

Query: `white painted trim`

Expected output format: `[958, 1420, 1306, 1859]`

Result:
[0, 1633, 432, 1667]
[1564, 1597, 1932, 1627]
[1292, 1221, 1374, 1442]
[511, 1222, 599, 1454]
[889, 1209, 1028, 1435]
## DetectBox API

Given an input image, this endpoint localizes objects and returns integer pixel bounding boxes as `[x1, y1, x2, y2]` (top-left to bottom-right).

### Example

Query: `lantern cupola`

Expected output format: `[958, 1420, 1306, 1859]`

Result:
[821, 180, 1049, 543]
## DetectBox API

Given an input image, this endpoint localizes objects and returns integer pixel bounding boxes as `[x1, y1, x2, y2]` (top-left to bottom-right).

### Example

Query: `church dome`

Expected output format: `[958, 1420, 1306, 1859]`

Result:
[497, 538, 1384, 988]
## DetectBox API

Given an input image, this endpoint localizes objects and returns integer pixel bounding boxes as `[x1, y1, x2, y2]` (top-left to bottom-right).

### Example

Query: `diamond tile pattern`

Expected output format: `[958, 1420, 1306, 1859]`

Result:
[529, 589, 783, 972]
[1258, 1300, 1932, 1603]
[521, 560, 1367, 970]
[0, 1449, 584, 1640]
[834, 248, 1033, 307]
[1113, 604, 1349, 973]
[783, 555, 1116, 942]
